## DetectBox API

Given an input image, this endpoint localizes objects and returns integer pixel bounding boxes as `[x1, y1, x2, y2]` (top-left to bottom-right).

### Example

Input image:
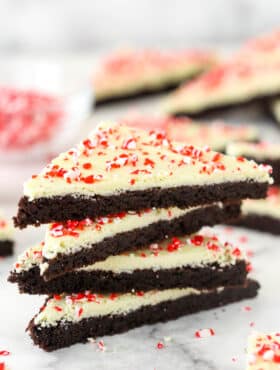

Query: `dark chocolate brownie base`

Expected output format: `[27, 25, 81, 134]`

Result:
[40, 202, 241, 281]
[231, 214, 280, 235]
[0, 240, 14, 257]
[172, 92, 280, 119]
[14, 181, 268, 228]
[94, 71, 203, 107]
[9, 260, 247, 295]
[28, 279, 259, 352]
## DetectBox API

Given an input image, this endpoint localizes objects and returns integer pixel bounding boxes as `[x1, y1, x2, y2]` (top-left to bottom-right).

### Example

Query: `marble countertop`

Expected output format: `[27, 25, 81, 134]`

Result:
[0, 57, 280, 370]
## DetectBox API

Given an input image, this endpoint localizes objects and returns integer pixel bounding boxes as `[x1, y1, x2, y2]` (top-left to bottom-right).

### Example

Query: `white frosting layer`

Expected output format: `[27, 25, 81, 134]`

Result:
[13, 232, 242, 274]
[166, 119, 259, 152]
[93, 49, 216, 100]
[121, 115, 259, 152]
[23, 123, 271, 200]
[0, 212, 14, 241]
[34, 286, 221, 327]
[227, 142, 280, 160]
[43, 205, 203, 261]
[271, 98, 280, 124]
[246, 332, 280, 370]
[242, 186, 280, 219]
[163, 62, 280, 114]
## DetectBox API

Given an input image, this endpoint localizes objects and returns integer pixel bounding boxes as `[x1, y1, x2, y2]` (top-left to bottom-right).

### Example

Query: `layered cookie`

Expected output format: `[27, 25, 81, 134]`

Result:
[93, 49, 217, 105]
[227, 141, 280, 184]
[0, 212, 14, 257]
[233, 186, 280, 235]
[162, 61, 280, 117]
[9, 232, 248, 295]
[30, 203, 241, 281]
[121, 115, 259, 153]
[14, 123, 272, 228]
[28, 279, 259, 352]
[246, 332, 280, 370]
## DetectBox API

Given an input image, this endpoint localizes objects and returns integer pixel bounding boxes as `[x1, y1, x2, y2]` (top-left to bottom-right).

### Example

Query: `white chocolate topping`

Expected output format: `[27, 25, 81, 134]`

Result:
[0, 212, 14, 241]
[246, 332, 280, 370]
[271, 98, 280, 124]
[13, 231, 243, 274]
[227, 142, 280, 160]
[23, 122, 271, 201]
[242, 186, 280, 219]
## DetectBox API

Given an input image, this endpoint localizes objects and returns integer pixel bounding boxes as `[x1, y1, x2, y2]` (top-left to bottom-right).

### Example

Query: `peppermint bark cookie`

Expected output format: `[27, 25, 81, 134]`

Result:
[28, 279, 259, 351]
[93, 49, 217, 105]
[162, 61, 280, 117]
[14, 123, 272, 228]
[227, 141, 280, 184]
[29, 203, 241, 281]
[9, 232, 248, 294]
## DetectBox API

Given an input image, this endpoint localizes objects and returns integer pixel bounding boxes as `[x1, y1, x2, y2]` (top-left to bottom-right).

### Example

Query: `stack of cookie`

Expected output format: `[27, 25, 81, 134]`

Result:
[10, 122, 272, 351]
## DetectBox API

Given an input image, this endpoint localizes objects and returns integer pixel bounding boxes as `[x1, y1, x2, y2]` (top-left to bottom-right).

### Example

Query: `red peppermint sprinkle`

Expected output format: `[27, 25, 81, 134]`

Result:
[246, 262, 253, 272]
[237, 156, 245, 162]
[136, 291, 144, 297]
[83, 162, 92, 170]
[109, 293, 118, 300]
[232, 247, 242, 257]
[207, 242, 220, 252]
[97, 340, 106, 352]
[0, 351, 10, 356]
[195, 328, 215, 338]
[77, 307, 83, 317]
[157, 342, 164, 349]
[130, 178, 136, 185]
[122, 137, 137, 150]
[242, 306, 252, 312]
[190, 234, 204, 246]
[212, 153, 222, 162]
[239, 235, 248, 244]
[53, 294, 62, 301]
[82, 175, 96, 184]
[54, 306, 62, 312]
[167, 237, 182, 252]
[144, 158, 155, 168]
[0, 363, 5, 370]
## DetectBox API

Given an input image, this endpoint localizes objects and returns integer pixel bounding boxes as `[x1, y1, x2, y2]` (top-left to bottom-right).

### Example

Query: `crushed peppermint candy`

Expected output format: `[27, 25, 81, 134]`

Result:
[195, 328, 215, 338]
[156, 342, 165, 349]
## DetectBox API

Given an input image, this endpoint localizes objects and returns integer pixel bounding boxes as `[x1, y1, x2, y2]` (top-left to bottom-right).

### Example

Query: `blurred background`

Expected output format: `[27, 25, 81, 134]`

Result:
[0, 0, 279, 53]
[0, 0, 280, 202]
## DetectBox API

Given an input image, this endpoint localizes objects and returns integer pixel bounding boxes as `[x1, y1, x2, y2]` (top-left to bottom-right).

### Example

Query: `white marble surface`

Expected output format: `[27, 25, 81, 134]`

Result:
[0, 56, 280, 370]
